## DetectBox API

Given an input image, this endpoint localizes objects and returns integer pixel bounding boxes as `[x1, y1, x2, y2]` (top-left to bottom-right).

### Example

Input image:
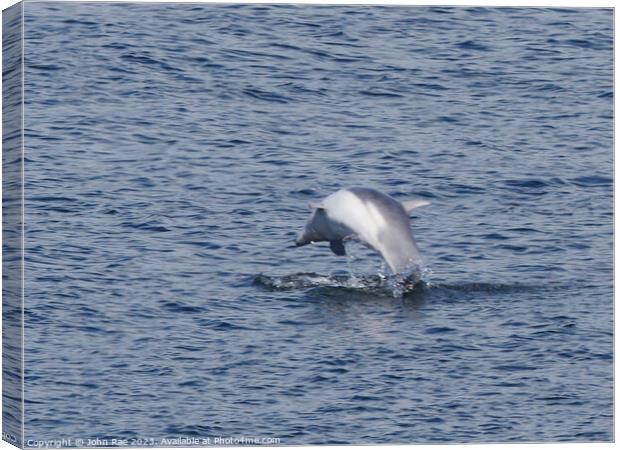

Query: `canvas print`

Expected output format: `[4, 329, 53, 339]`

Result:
[2, 1, 613, 447]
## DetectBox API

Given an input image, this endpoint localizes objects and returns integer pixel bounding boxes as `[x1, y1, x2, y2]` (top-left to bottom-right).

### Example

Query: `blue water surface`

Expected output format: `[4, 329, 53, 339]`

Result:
[18, 3, 613, 445]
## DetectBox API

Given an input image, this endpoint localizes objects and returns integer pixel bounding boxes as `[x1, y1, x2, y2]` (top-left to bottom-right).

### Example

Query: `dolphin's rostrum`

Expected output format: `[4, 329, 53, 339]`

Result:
[296, 187, 430, 275]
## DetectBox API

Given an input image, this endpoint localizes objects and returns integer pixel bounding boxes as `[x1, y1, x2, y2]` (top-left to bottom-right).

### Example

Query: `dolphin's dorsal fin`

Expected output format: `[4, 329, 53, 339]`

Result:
[402, 199, 431, 214]
[309, 202, 325, 210]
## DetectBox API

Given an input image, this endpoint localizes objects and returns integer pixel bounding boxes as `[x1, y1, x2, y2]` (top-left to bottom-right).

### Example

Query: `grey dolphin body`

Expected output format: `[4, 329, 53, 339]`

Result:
[296, 187, 430, 274]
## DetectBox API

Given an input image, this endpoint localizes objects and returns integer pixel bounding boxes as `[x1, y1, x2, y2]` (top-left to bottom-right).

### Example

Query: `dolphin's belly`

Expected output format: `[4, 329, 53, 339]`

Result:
[323, 189, 389, 245]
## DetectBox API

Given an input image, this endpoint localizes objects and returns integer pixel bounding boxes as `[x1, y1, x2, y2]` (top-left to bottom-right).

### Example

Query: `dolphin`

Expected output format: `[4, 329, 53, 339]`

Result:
[295, 187, 430, 275]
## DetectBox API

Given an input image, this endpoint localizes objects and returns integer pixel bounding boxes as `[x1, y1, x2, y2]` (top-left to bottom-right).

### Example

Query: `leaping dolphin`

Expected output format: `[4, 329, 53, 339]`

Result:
[295, 187, 430, 275]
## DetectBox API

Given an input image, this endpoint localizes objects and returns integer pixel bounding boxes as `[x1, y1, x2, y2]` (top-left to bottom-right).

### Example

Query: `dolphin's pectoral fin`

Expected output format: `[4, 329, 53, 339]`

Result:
[329, 239, 346, 256]
[402, 199, 431, 214]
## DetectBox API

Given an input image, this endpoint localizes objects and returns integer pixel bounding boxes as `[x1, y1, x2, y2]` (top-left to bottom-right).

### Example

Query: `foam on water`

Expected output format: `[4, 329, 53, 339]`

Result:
[254, 272, 388, 292]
